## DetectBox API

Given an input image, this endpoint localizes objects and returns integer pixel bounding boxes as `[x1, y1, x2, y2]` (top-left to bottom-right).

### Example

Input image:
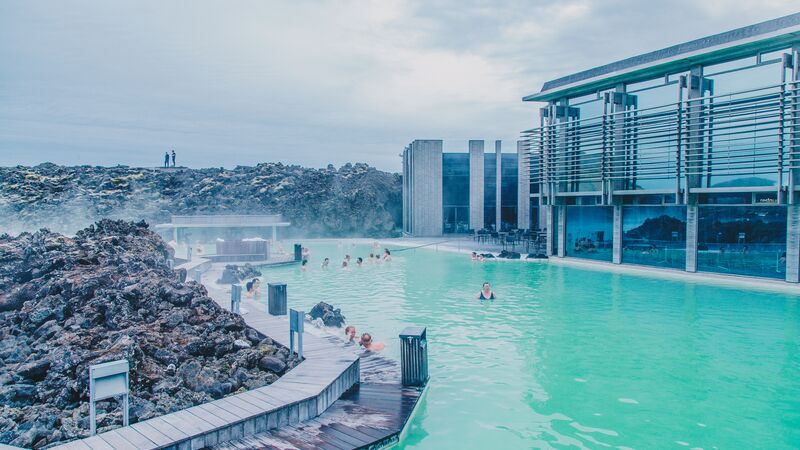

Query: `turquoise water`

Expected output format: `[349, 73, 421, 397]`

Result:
[258, 242, 800, 449]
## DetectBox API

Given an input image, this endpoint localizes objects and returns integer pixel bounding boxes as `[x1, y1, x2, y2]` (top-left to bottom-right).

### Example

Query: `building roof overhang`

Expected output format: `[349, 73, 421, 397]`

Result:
[523, 13, 800, 103]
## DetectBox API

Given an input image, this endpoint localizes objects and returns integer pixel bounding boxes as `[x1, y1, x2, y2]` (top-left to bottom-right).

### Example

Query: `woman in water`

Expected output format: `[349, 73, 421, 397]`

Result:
[356, 257, 363, 267]
[341, 260, 349, 270]
[246, 278, 261, 297]
[321, 257, 330, 269]
[476, 282, 496, 301]
[359, 333, 385, 352]
[301, 259, 308, 272]
[383, 248, 392, 262]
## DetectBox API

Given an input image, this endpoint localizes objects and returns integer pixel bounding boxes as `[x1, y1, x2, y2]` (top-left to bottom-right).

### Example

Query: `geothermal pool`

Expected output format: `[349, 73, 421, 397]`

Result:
[254, 241, 800, 449]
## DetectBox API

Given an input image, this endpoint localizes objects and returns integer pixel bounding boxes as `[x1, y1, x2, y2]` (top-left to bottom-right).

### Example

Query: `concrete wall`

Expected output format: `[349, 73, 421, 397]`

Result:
[406, 140, 443, 236]
[469, 140, 484, 230]
[516, 140, 530, 229]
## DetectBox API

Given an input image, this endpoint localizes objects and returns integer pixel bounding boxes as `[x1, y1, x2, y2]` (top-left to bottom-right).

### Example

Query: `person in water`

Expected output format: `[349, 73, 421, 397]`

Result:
[359, 333, 385, 352]
[356, 257, 363, 267]
[368, 253, 375, 263]
[341, 260, 349, 270]
[476, 282, 496, 301]
[321, 257, 330, 269]
[345, 325, 357, 345]
[383, 249, 392, 262]
[246, 278, 261, 297]
[301, 259, 308, 272]
[471, 251, 478, 261]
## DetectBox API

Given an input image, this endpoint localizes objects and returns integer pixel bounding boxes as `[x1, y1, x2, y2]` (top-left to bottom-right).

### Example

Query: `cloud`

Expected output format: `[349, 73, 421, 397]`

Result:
[0, 0, 797, 170]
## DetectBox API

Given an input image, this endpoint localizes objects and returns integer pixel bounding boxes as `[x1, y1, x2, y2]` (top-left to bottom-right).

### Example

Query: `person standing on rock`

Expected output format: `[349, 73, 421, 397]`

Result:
[163, 151, 169, 168]
[171, 149, 176, 167]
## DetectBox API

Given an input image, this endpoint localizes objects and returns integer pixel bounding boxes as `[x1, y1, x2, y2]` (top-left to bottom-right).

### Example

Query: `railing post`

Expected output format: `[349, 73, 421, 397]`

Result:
[231, 284, 242, 314]
[289, 309, 304, 359]
[399, 326, 428, 387]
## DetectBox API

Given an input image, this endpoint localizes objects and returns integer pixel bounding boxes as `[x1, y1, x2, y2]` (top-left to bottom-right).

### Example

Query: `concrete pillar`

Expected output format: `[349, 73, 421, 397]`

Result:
[469, 140, 485, 230]
[557, 205, 566, 257]
[612, 204, 622, 264]
[517, 140, 530, 230]
[546, 205, 554, 256]
[685, 204, 699, 272]
[404, 140, 443, 236]
[495, 140, 502, 230]
[787, 205, 800, 282]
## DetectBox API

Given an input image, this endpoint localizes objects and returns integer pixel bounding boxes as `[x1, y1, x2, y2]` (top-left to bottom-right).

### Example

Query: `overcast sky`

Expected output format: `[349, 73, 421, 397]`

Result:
[0, 1, 797, 171]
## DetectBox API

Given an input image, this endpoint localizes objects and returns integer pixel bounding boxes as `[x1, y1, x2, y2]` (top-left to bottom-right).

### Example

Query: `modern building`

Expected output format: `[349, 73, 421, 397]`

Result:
[402, 140, 529, 236]
[522, 13, 800, 282]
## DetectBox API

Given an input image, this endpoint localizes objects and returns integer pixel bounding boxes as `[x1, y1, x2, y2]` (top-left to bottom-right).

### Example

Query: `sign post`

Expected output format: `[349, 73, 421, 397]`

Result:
[89, 359, 130, 435]
[289, 309, 304, 360]
[231, 284, 242, 314]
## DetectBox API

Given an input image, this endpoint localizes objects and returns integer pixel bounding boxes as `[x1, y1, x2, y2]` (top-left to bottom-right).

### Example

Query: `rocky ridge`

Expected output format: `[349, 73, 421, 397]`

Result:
[0, 220, 298, 448]
[0, 162, 402, 237]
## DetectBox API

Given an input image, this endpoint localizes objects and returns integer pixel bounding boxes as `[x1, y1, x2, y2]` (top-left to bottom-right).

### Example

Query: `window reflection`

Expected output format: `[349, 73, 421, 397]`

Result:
[622, 206, 687, 269]
[565, 206, 613, 261]
[697, 206, 786, 278]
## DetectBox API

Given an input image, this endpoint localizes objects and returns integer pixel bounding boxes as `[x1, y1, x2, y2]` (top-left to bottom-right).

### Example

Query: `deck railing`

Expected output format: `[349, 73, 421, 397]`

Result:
[522, 78, 800, 203]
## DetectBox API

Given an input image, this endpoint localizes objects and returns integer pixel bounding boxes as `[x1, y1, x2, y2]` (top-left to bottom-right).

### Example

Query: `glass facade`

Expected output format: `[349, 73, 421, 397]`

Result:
[565, 206, 613, 261]
[622, 206, 687, 269]
[442, 153, 470, 234]
[501, 153, 518, 230]
[525, 33, 800, 282]
[697, 206, 787, 279]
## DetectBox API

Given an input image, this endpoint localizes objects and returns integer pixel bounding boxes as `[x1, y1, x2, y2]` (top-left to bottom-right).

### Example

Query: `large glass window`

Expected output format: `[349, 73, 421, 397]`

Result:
[697, 206, 787, 279]
[501, 154, 518, 230]
[565, 206, 613, 261]
[622, 206, 687, 269]
[443, 153, 470, 234]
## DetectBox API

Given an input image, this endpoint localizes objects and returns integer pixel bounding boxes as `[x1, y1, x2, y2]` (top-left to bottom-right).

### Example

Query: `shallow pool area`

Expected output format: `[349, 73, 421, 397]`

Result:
[251, 241, 800, 449]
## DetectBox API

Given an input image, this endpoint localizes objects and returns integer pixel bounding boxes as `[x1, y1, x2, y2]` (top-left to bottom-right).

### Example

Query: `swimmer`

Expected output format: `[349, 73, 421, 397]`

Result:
[359, 333, 385, 352]
[345, 254, 351, 263]
[471, 251, 478, 261]
[301, 259, 308, 272]
[383, 248, 392, 262]
[345, 325, 357, 345]
[368, 253, 375, 263]
[356, 257, 363, 267]
[246, 278, 261, 297]
[321, 257, 330, 269]
[302, 247, 310, 261]
[341, 260, 349, 270]
[476, 282, 496, 301]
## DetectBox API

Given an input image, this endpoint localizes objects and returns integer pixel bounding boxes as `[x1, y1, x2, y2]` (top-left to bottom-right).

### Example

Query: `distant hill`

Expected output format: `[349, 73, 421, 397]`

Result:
[624, 215, 686, 241]
[0, 163, 402, 237]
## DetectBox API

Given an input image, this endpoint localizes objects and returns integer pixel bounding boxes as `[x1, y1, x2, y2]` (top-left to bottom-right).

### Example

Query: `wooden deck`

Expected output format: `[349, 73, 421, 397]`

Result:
[213, 350, 425, 450]
[50, 311, 360, 450]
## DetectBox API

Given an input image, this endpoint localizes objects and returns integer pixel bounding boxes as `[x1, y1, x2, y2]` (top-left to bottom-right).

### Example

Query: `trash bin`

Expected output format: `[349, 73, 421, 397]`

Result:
[268, 283, 287, 315]
[294, 244, 302, 261]
[399, 326, 428, 387]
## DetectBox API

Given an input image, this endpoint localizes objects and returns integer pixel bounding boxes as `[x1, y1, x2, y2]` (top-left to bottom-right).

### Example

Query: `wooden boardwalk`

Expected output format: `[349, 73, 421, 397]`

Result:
[212, 333, 424, 450]
[50, 311, 360, 450]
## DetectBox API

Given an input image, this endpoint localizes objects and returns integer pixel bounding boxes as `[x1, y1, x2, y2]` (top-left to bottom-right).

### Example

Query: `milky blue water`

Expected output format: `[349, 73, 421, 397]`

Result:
[258, 241, 800, 449]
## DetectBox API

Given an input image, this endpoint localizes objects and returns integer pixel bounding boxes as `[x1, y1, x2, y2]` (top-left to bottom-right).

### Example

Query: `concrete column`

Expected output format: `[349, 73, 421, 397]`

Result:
[495, 141, 502, 230]
[517, 140, 530, 229]
[406, 140, 443, 236]
[469, 140, 485, 230]
[557, 205, 566, 257]
[685, 204, 699, 272]
[612, 204, 622, 264]
[787, 205, 800, 282]
[546, 205, 554, 256]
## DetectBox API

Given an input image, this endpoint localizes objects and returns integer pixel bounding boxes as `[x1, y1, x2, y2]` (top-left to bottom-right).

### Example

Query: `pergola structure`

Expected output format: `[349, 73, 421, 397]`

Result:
[155, 214, 291, 244]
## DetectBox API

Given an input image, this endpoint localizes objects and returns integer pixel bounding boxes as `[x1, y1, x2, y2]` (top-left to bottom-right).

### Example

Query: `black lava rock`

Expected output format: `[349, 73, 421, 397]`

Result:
[0, 220, 298, 447]
[309, 302, 346, 327]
